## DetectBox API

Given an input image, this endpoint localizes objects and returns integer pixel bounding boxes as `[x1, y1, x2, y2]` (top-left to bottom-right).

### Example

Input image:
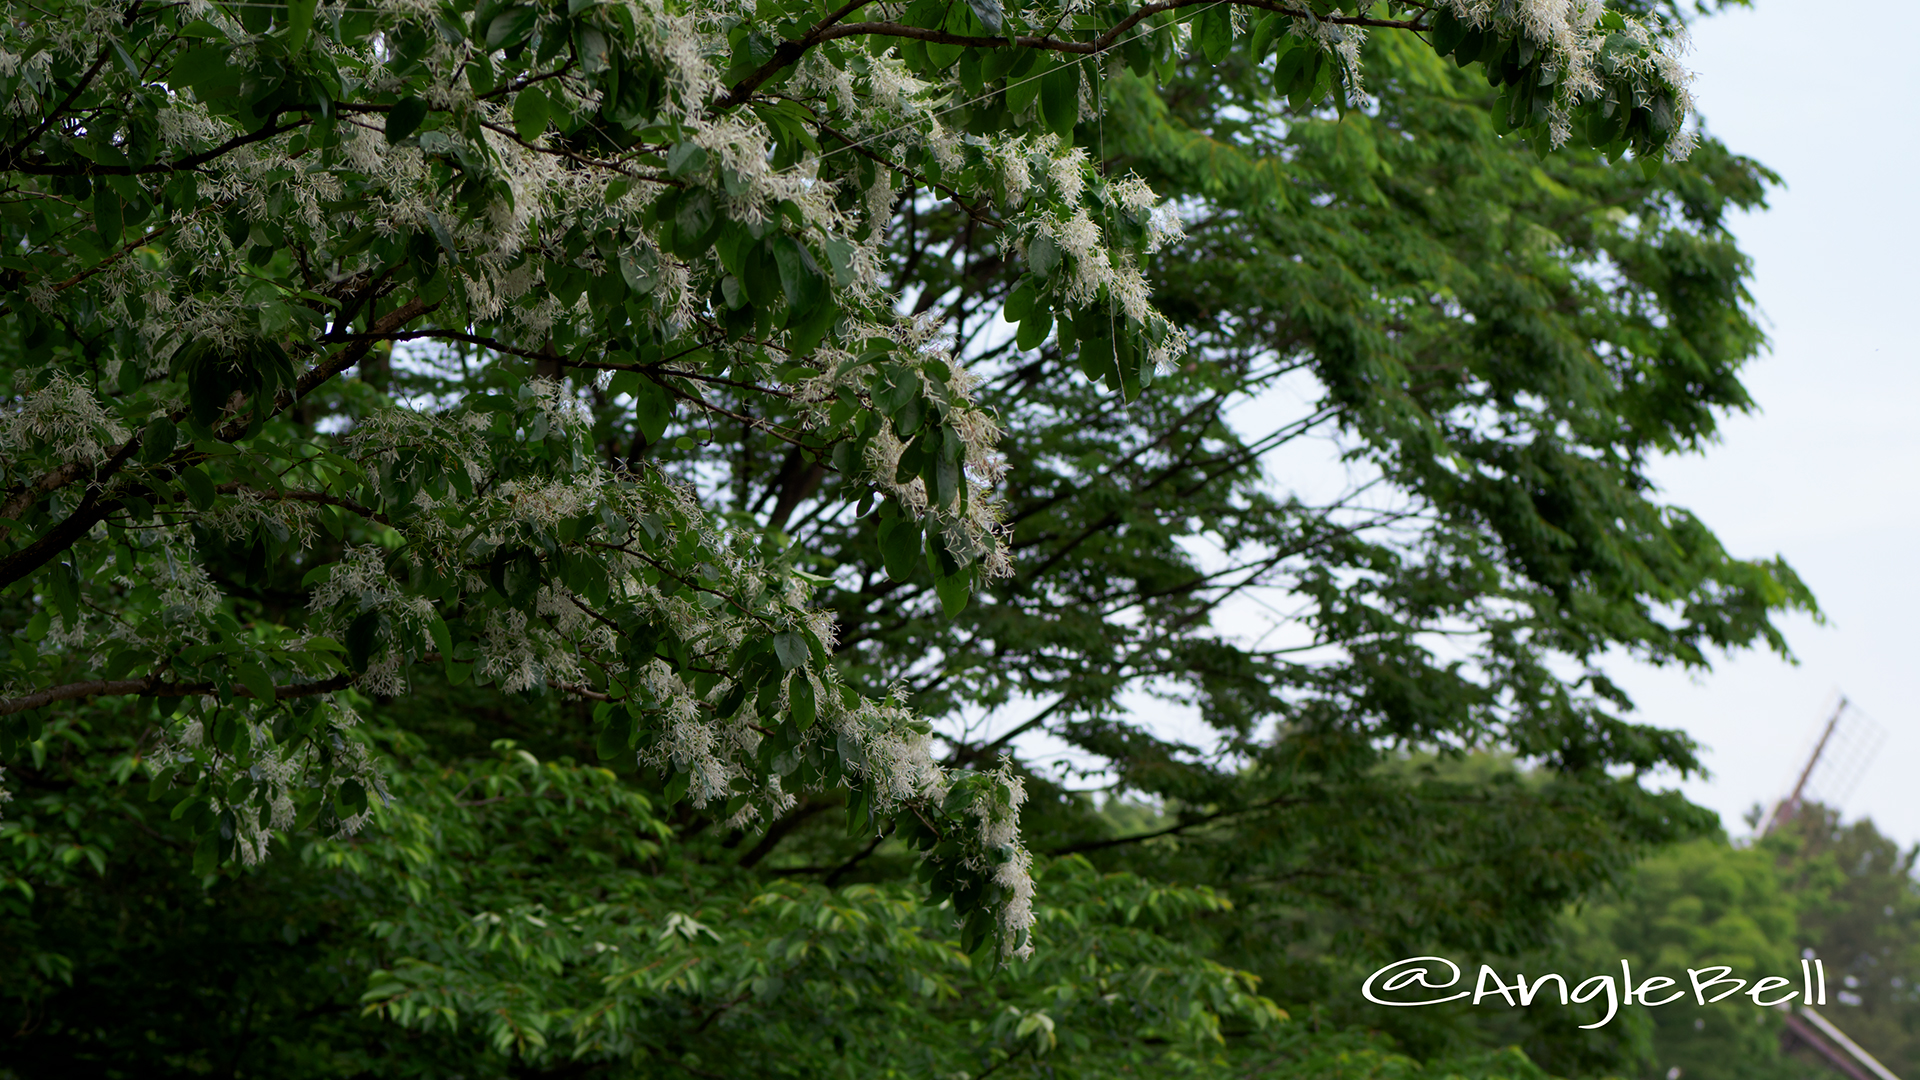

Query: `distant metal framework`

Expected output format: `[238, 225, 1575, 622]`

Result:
[1759, 694, 1888, 836]
[1782, 1005, 1903, 1080]
[1762, 695, 1902, 1080]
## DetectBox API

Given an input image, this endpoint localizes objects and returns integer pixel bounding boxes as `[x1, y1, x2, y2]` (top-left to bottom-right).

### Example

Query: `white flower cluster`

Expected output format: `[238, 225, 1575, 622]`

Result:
[1014, 158, 1189, 375]
[836, 319, 1017, 583]
[306, 544, 439, 695]
[967, 760, 1036, 960]
[1440, 0, 1696, 155]
[1294, 15, 1369, 103]
[0, 372, 128, 466]
[161, 549, 224, 619]
[995, 141, 1181, 321]
[0, 0, 1149, 948]
[150, 696, 386, 866]
[193, 487, 319, 549]
[836, 693, 949, 809]
[1110, 174, 1186, 253]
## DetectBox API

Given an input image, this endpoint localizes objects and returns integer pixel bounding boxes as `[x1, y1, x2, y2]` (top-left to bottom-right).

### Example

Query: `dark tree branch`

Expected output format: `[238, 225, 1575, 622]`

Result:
[6, 42, 115, 157]
[1, 115, 310, 176]
[759, 449, 831, 531]
[1045, 795, 1311, 855]
[736, 798, 834, 868]
[0, 296, 431, 590]
[945, 695, 1072, 768]
[823, 827, 889, 887]
[0, 672, 355, 719]
[713, 1, 1420, 110]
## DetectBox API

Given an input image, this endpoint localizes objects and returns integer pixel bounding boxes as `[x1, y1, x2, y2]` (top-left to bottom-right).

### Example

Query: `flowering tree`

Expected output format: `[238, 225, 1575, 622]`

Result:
[0, 0, 1829, 1075]
[0, 0, 1701, 962]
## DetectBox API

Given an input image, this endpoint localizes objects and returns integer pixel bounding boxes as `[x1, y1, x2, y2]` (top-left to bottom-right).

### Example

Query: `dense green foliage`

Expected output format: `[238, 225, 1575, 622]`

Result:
[1771, 807, 1920, 1078]
[1528, 806, 1920, 1080]
[0, 0, 1721, 971]
[1556, 834, 1803, 1080]
[0, 0, 1827, 1075]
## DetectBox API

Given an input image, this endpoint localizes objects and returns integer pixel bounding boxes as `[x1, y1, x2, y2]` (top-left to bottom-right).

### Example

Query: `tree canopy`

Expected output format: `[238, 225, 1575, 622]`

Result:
[0, 0, 1820, 1075]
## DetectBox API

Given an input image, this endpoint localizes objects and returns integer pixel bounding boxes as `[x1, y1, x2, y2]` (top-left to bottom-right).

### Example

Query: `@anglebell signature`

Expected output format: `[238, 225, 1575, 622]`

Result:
[1361, 955, 1831, 1029]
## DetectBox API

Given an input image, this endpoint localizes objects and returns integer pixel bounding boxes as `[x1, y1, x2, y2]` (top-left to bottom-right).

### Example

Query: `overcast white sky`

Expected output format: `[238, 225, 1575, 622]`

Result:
[1601, 0, 1920, 850]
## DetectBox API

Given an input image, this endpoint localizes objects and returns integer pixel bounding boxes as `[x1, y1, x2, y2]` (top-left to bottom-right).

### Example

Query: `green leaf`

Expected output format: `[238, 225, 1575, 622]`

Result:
[1015, 307, 1053, 351]
[50, 561, 80, 625]
[596, 713, 632, 762]
[429, 617, 453, 659]
[1197, 4, 1234, 64]
[772, 631, 807, 670]
[965, 0, 1003, 33]
[485, 5, 539, 49]
[141, 415, 178, 465]
[878, 515, 922, 582]
[633, 374, 673, 443]
[147, 767, 177, 802]
[94, 185, 123, 244]
[771, 236, 827, 313]
[670, 190, 723, 257]
[512, 87, 550, 143]
[787, 297, 838, 357]
[386, 97, 429, 143]
[287, 0, 317, 51]
[873, 368, 917, 416]
[423, 209, 459, 263]
[179, 465, 216, 511]
[488, 548, 543, 607]
[237, 662, 277, 703]
[1430, 8, 1466, 57]
[192, 829, 220, 875]
[741, 238, 782, 308]
[789, 672, 817, 731]
[1039, 60, 1080, 140]
[715, 678, 750, 720]
[172, 46, 236, 95]
[336, 778, 368, 818]
[667, 141, 709, 177]
[344, 609, 388, 671]
[116, 355, 145, 396]
[1274, 41, 1314, 100]
[1003, 279, 1040, 324]
[822, 237, 857, 286]
[1027, 234, 1059, 278]
[845, 783, 871, 838]
[1249, 14, 1279, 62]
[1006, 56, 1044, 115]
[103, 648, 144, 679]
[619, 250, 656, 294]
